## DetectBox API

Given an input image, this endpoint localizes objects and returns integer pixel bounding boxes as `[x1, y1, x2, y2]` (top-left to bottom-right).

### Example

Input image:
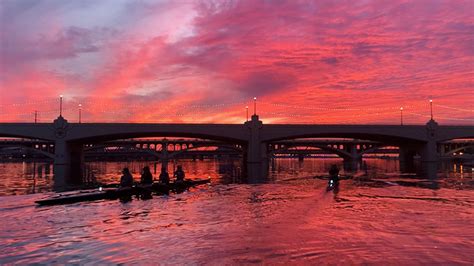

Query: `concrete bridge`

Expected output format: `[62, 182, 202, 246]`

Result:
[0, 115, 473, 186]
[0, 138, 402, 161]
[83, 139, 242, 165]
[0, 137, 401, 161]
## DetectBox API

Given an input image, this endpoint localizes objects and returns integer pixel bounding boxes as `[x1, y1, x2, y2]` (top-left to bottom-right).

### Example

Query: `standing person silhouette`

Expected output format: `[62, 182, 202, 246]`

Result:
[174, 165, 185, 182]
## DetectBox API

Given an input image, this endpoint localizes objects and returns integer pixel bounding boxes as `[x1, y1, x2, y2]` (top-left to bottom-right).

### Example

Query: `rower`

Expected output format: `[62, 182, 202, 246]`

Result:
[140, 166, 153, 185]
[159, 167, 170, 184]
[174, 165, 185, 182]
[120, 168, 134, 187]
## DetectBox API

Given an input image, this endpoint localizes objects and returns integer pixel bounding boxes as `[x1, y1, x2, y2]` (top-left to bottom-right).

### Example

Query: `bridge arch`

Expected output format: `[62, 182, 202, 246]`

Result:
[261, 125, 428, 144]
[436, 128, 474, 142]
[84, 141, 243, 159]
[0, 145, 55, 159]
[263, 132, 425, 145]
[443, 145, 474, 156]
[167, 143, 243, 159]
[269, 144, 352, 159]
[358, 144, 396, 157]
[269, 141, 401, 160]
[63, 124, 247, 145]
[72, 132, 246, 145]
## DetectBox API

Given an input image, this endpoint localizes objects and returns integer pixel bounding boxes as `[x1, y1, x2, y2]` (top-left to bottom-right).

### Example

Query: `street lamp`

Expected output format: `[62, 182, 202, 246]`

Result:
[245, 106, 249, 122]
[78, 104, 82, 123]
[59, 95, 63, 117]
[253, 97, 257, 116]
[400, 107, 403, 126]
[429, 99, 433, 120]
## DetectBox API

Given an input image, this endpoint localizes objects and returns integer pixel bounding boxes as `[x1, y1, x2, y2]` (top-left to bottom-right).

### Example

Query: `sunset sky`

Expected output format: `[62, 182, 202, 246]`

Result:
[0, 0, 473, 124]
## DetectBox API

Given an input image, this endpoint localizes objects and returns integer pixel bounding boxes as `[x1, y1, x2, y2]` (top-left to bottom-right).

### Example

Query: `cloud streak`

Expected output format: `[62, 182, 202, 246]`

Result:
[0, 0, 473, 124]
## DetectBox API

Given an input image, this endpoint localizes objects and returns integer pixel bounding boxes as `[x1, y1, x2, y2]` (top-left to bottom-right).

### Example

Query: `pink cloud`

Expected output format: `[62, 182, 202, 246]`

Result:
[1, 0, 473, 124]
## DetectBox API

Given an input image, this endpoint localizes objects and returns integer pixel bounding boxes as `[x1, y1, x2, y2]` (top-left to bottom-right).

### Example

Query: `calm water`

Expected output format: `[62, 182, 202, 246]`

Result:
[0, 159, 473, 264]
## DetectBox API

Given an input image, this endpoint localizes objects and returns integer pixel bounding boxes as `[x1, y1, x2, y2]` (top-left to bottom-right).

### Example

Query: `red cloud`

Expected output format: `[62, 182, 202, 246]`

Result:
[1, 0, 473, 124]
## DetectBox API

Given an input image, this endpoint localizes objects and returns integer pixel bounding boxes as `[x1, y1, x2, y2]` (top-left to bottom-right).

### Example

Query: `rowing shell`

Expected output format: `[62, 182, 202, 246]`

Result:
[35, 178, 210, 206]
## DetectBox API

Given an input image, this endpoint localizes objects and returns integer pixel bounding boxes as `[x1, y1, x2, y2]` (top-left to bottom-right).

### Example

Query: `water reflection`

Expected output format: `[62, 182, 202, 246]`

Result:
[0, 158, 472, 196]
[1, 180, 473, 264]
[0, 158, 473, 264]
[0, 162, 53, 195]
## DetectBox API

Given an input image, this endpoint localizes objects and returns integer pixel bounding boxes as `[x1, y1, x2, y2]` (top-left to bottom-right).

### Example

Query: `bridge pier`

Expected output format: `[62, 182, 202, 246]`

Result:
[245, 115, 268, 182]
[419, 120, 439, 162]
[343, 158, 360, 171]
[53, 140, 84, 189]
[420, 141, 438, 163]
[419, 140, 439, 179]
[418, 120, 440, 178]
[342, 144, 361, 171]
[298, 154, 304, 162]
[160, 140, 169, 173]
[50, 116, 83, 190]
[349, 144, 359, 160]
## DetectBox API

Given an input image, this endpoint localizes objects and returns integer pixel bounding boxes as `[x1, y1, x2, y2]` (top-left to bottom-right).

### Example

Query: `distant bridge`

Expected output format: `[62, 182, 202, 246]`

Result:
[3, 137, 472, 161]
[0, 115, 473, 185]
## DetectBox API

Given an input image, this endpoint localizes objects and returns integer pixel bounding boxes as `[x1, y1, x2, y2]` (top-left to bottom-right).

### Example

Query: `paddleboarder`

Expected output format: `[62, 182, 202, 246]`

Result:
[327, 164, 340, 191]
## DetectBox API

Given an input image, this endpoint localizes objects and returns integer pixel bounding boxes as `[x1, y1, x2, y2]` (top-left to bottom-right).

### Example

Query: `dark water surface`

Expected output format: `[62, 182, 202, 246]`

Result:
[0, 159, 473, 264]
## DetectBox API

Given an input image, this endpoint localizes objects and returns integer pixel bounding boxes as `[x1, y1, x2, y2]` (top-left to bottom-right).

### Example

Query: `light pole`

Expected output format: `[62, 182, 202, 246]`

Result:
[400, 107, 403, 126]
[78, 104, 82, 123]
[34, 110, 38, 123]
[253, 97, 257, 116]
[245, 106, 249, 122]
[429, 99, 433, 120]
[59, 95, 63, 117]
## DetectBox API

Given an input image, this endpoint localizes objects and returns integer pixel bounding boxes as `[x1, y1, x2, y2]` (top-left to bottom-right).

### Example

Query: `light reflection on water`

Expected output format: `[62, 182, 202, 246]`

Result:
[0, 159, 473, 264]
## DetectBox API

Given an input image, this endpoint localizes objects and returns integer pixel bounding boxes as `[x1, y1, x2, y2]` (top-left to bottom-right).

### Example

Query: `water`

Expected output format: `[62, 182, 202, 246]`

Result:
[0, 159, 473, 264]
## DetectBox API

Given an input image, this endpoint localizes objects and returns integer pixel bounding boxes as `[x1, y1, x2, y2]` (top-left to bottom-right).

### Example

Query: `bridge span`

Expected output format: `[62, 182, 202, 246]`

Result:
[0, 115, 473, 186]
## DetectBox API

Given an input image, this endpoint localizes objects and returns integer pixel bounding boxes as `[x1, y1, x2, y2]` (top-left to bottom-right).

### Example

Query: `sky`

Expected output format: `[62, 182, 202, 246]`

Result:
[0, 0, 473, 124]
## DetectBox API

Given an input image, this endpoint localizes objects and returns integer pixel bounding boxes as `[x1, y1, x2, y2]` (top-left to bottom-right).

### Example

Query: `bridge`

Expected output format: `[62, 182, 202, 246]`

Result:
[5, 137, 469, 162]
[0, 138, 403, 161]
[0, 115, 473, 186]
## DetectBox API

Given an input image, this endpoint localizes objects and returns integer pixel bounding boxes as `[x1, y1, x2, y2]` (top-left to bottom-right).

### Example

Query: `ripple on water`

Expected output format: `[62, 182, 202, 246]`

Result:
[0, 160, 473, 264]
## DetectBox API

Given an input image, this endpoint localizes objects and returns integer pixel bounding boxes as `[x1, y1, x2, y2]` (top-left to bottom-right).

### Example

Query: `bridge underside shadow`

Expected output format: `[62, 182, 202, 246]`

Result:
[267, 134, 425, 173]
[59, 137, 246, 189]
